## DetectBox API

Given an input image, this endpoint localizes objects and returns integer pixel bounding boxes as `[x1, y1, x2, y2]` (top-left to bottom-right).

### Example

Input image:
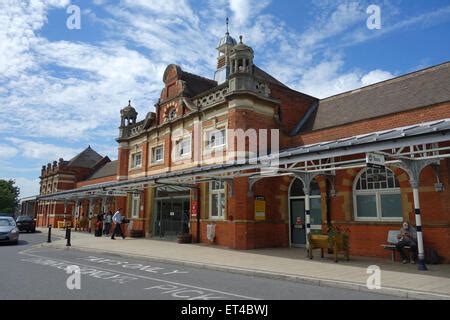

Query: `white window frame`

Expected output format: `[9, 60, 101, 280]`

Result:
[175, 137, 192, 159]
[130, 152, 142, 169]
[131, 194, 140, 219]
[206, 128, 227, 150]
[151, 145, 164, 164]
[353, 167, 403, 222]
[209, 181, 226, 220]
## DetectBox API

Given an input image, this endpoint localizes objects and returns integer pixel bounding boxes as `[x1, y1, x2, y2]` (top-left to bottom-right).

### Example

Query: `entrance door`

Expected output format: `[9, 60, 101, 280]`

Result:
[154, 197, 190, 238]
[290, 199, 306, 246]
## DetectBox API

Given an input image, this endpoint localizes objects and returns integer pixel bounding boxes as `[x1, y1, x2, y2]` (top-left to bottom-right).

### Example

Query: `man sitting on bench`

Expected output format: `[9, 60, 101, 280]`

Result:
[396, 221, 418, 264]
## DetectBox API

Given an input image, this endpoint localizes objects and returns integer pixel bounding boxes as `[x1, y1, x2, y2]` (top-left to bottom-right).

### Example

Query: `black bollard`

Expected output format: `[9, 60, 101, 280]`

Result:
[65, 226, 68, 240]
[66, 227, 71, 247]
[47, 225, 52, 243]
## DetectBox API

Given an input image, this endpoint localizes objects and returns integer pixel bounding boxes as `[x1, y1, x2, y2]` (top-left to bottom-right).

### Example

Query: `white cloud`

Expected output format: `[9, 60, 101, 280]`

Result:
[229, 0, 271, 27]
[361, 69, 394, 87]
[297, 57, 395, 98]
[6, 138, 79, 161]
[0, 144, 18, 159]
[14, 177, 41, 198]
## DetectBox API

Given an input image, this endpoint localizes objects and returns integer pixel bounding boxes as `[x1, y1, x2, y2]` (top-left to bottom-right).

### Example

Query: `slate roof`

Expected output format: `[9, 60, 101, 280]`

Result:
[87, 160, 117, 180]
[181, 71, 218, 97]
[303, 61, 450, 131]
[68, 146, 104, 169]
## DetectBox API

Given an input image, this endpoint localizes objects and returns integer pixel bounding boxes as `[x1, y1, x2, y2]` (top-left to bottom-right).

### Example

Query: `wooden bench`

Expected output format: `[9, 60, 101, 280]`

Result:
[381, 230, 410, 262]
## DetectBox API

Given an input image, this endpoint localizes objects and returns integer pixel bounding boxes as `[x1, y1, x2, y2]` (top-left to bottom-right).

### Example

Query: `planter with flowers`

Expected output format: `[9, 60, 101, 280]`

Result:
[308, 224, 350, 262]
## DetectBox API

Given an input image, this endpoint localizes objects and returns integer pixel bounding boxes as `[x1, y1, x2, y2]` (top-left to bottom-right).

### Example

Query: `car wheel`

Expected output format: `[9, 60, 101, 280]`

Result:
[12, 240, 18, 245]
[32, 229, 36, 233]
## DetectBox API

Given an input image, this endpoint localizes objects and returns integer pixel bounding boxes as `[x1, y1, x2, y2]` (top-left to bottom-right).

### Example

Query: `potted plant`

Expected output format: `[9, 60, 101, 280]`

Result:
[324, 224, 350, 262]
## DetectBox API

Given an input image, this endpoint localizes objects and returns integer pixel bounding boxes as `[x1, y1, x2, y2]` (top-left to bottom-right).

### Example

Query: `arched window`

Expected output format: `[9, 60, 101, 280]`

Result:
[290, 178, 320, 197]
[168, 108, 177, 120]
[353, 167, 402, 221]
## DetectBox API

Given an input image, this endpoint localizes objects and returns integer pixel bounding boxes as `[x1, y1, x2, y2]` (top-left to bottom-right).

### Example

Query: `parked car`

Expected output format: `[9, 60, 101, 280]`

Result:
[16, 216, 36, 233]
[0, 212, 14, 218]
[0, 217, 19, 245]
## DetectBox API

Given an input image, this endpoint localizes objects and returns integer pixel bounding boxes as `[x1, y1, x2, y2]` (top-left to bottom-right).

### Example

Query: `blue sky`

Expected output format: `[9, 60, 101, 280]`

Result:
[1, 0, 450, 198]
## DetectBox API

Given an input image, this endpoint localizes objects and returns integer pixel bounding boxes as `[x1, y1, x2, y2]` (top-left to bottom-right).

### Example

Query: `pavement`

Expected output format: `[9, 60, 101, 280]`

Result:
[37, 227, 450, 300]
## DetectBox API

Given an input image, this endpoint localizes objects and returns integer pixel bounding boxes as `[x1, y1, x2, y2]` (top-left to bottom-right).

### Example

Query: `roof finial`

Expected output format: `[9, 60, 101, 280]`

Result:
[239, 35, 243, 43]
[226, 17, 229, 35]
[128, 100, 131, 106]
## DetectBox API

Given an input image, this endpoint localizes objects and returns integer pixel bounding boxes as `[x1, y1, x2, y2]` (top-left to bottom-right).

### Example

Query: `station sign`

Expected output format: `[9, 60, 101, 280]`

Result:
[106, 190, 128, 197]
[366, 153, 385, 169]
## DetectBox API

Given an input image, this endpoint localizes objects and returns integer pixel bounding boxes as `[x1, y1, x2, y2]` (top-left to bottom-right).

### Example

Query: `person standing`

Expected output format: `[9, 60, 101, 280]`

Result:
[111, 209, 125, 240]
[103, 211, 112, 235]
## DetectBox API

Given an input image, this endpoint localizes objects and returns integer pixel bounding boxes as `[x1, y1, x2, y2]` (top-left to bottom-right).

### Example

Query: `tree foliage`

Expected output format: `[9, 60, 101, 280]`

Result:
[0, 179, 20, 213]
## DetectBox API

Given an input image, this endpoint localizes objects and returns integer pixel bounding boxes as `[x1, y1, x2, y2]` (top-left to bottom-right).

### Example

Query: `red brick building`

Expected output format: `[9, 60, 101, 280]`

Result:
[35, 32, 450, 266]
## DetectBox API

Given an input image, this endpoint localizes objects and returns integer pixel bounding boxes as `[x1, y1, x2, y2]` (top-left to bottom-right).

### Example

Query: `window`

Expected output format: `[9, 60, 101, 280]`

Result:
[131, 194, 140, 218]
[176, 137, 191, 158]
[168, 108, 177, 120]
[353, 167, 402, 221]
[210, 181, 226, 219]
[152, 145, 164, 163]
[131, 152, 142, 168]
[207, 129, 226, 149]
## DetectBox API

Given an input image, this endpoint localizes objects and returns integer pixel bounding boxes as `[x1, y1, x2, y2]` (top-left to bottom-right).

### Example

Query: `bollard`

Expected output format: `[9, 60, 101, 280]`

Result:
[47, 225, 52, 243]
[66, 227, 71, 247]
[65, 226, 68, 240]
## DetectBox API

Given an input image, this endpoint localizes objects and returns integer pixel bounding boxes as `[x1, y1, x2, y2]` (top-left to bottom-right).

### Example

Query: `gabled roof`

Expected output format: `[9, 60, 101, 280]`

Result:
[303, 61, 450, 131]
[87, 160, 117, 180]
[68, 146, 104, 169]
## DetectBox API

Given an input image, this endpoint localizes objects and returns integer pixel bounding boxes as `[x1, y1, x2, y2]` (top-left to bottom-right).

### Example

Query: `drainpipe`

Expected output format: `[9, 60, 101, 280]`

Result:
[196, 187, 200, 243]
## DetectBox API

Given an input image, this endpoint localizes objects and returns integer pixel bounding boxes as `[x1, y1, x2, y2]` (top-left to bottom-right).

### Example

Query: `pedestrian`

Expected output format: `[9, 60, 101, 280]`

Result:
[103, 211, 112, 235]
[111, 208, 125, 240]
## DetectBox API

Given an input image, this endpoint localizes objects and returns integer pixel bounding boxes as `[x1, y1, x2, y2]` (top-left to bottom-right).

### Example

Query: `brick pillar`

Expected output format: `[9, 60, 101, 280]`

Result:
[117, 142, 130, 181]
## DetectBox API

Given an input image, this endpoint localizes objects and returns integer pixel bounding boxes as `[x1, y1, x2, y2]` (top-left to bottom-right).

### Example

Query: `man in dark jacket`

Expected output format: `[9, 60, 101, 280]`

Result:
[396, 221, 418, 264]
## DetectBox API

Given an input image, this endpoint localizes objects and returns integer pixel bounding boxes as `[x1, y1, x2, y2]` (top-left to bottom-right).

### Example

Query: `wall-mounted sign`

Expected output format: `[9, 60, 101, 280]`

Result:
[191, 200, 198, 217]
[170, 211, 175, 216]
[366, 153, 385, 169]
[106, 190, 128, 197]
[254, 196, 266, 221]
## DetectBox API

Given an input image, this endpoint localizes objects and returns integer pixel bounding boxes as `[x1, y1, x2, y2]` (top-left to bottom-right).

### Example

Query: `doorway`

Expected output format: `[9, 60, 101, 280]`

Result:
[289, 178, 322, 247]
[153, 186, 190, 240]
